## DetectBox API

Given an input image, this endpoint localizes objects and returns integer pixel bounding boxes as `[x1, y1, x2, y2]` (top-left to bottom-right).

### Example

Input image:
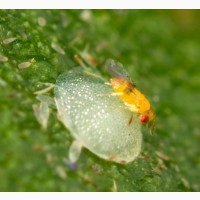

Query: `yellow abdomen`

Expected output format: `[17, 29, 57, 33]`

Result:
[118, 88, 151, 113]
[111, 77, 152, 114]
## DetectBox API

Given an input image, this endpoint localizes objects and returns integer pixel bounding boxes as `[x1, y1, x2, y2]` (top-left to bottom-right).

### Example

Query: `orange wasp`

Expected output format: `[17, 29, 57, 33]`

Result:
[105, 59, 156, 133]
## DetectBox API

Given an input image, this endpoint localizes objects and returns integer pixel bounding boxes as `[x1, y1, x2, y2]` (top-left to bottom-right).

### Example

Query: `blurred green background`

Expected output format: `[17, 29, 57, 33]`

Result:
[0, 10, 200, 191]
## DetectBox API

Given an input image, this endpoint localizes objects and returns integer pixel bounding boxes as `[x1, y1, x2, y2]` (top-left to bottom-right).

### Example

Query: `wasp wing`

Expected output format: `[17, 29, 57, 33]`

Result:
[105, 59, 130, 79]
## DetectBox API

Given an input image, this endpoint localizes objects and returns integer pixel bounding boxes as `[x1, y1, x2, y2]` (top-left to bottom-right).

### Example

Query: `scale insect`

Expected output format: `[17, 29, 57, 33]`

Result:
[54, 67, 142, 164]
[105, 59, 156, 133]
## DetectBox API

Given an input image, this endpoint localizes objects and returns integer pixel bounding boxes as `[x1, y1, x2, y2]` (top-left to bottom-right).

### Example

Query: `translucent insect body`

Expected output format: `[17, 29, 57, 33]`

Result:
[54, 67, 142, 164]
[53, 59, 155, 164]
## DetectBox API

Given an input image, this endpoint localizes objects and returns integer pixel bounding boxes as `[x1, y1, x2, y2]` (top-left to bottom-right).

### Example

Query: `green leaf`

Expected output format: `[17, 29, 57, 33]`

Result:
[0, 10, 200, 191]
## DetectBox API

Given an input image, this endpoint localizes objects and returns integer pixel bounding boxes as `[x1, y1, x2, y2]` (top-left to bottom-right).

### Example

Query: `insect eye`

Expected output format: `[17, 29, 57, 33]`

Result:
[139, 114, 149, 123]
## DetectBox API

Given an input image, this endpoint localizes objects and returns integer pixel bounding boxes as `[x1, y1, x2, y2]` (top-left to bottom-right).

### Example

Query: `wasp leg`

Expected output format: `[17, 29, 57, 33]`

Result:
[111, 106, 137, 126]
[104, 82, 111, 86]
[111, 92, 123, 96]
[98, 92, 123, 97]
[124, 103, 139, 113]
[111, 105, 128, 111]
[128, 113, 134, 126]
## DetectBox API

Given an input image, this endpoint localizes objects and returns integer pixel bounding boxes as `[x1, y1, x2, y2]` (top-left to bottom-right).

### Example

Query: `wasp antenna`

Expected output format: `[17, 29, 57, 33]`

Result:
[72, 46, 96, 69]
[83, 70, 106, 82]
[149, 128, 153, 136]
[148, 120, 156, 136]
[74, 54, 88, 70]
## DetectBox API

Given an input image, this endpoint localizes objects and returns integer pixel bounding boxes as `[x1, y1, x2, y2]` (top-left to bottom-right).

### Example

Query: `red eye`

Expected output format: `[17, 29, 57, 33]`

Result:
[139, 115, 149, 123]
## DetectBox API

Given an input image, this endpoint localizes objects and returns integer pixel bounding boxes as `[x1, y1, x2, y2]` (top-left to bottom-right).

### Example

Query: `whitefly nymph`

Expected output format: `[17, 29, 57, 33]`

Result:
[54, 67, 142, 164]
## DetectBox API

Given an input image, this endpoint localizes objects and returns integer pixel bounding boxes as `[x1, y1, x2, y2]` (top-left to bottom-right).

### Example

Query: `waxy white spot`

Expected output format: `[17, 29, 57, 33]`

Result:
[0, 78, 7, 87]
[55, 166, 67, 180]
[18, 58, 36, 69]
[33, 101, 50, 130]
[38, 17, 46, 27]
[80, 10, 92, 22]
[69, 140, 83, 163]
[0, 55, 8, 62]
[3, 37, 17, 44]
[18, 62, 32, 69]
[51, 42, 65, 55]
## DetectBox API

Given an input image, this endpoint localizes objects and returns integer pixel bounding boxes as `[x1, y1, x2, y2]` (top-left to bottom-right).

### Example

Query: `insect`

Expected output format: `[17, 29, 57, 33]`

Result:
[105, 59, 156, 133]
[54, 67, 142, 164]
[33, 55, 144, 164]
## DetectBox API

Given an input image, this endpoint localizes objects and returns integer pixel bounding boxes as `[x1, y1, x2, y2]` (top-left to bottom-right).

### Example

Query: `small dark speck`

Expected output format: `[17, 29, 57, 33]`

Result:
[64, 159, 78, 171]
